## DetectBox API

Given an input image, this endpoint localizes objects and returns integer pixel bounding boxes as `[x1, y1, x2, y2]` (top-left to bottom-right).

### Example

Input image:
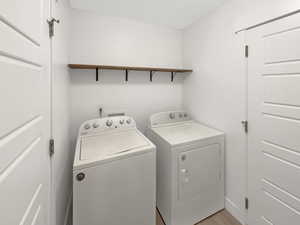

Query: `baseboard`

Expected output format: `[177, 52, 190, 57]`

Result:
[63, 191, 73, 225]
[225, 197, 246, 225]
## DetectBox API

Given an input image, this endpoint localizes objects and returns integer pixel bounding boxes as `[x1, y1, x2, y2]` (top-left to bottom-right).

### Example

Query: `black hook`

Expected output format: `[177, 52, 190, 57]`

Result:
[96, 68, 99, 81]
[150, 71, 153, 82]
[125, 70, 128, 82]
[171, 72, 174, 82]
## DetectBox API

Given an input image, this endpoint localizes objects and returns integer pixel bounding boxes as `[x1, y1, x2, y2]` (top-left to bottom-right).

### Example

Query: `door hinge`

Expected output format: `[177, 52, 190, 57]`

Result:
[245, 45, 249, 58]
[47, 18, 60, 38]
[49, 139, 55, 157]
[245, 197, 249, 210]
[241, 120, 248, 133]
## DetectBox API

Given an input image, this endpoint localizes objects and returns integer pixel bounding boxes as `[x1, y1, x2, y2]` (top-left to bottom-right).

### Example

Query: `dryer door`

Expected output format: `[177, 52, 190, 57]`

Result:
[178, 144, 221, 201]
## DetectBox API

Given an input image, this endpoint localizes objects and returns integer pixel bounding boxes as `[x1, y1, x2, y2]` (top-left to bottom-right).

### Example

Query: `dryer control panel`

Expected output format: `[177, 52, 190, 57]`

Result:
[79, 116, 136, 135]
[149, 111, 191, 127]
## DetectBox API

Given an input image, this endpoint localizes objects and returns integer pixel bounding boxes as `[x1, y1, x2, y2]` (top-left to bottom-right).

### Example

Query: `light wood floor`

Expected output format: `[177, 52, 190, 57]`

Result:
[156, 210, 241, 225]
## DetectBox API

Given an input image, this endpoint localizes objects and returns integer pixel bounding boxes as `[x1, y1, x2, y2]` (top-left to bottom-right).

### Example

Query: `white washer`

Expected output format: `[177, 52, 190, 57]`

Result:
[73, 116, 156, 225]
[147, 111, 225, 225]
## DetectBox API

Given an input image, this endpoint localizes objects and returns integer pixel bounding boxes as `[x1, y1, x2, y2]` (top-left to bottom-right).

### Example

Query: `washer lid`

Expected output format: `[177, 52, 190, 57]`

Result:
[80, 129, 150, 161]
[152, 121, 223, 146]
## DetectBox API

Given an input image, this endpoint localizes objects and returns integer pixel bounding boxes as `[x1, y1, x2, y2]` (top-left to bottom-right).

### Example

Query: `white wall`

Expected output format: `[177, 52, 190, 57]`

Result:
[69, 9, 185, 143]
[183, 0, 300, 224]
[52, 0, 72, 225]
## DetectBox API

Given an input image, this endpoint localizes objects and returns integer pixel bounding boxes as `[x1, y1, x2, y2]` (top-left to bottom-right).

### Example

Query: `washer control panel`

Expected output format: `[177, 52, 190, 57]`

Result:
[150, 111, 191, 127]
[80, 116, 136, 135]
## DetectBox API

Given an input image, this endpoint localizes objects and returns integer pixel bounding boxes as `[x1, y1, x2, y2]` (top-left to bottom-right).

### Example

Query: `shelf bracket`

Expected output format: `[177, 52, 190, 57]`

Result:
[150, 71, 154, 82]
[171, 72, 175, 82]
[125, 69, 128, 82]
[96, 68, 99, 81]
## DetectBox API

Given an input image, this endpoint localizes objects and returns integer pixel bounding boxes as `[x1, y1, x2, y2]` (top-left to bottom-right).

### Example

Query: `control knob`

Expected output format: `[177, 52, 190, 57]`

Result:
[119, 119, 125, 125]
[76, 173, 85, 181]
[93, 123, 99, 128]
[169, 113, 175, 119]
[106, 120, 113, 127]
[126, 119, 131, 124]
[84, 124, 91, 130]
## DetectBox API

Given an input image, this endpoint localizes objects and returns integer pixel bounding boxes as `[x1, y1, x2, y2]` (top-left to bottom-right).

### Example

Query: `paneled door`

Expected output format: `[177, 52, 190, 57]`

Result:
[247, 13, 300, 225]
[0, 1, 51, 225]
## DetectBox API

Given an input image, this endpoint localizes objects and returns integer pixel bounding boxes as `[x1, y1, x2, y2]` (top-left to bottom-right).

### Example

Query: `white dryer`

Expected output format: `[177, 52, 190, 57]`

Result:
[147, 111, 224, 225]
[73, 116, 156, 225]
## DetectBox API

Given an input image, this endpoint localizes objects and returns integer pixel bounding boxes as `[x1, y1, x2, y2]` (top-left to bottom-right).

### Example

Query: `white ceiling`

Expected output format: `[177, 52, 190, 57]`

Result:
[70, 0, 226, 29]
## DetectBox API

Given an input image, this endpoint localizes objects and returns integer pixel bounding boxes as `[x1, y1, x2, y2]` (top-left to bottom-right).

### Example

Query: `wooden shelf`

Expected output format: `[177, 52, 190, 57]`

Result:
[68, 64, 193, 82]
[68, 64, 193, 73]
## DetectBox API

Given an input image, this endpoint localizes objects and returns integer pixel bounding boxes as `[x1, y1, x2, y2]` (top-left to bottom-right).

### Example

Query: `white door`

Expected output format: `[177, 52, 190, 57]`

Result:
[247, 13, 300, 225]
[0, 1, 51, 225]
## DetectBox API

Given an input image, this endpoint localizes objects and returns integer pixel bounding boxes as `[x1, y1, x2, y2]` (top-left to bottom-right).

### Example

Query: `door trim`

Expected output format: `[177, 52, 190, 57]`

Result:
[235, 9, 300, 34]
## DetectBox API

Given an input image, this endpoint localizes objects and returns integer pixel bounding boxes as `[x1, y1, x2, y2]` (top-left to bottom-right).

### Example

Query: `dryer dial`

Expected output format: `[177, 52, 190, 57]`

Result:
[169, 113, 175, 119]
